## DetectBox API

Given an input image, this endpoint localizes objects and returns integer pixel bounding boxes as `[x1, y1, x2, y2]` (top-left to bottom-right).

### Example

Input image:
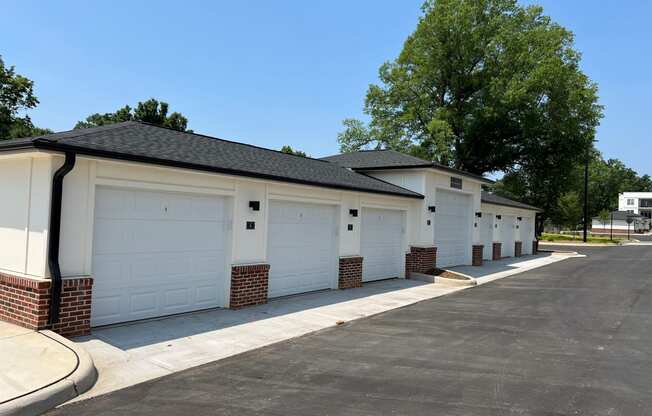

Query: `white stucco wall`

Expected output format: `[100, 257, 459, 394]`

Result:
[11, 153, 520, 284]
[480, 203, 537, 248]
[50, 155, 421, 278]
[366, 168, 485, 266]
[0, 153, 53, 278]
[591, 218, 645, 232]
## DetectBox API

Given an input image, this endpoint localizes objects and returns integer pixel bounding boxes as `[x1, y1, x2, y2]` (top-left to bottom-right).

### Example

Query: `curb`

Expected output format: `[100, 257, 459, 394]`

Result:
[0, 331, 97, 416]
[409, 271, 476, 286]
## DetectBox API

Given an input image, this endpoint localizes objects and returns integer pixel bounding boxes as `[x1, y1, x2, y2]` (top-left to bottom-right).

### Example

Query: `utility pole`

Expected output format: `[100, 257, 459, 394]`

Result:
[610, 211, 613, 241]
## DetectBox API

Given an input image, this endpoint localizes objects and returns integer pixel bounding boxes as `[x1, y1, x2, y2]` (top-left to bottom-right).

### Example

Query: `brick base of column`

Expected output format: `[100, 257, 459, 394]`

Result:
[532, 240, 539, 254]
[230, 263, 270, 309]
[515, 241, 523, 257]
[338, 256, 363, 289]
[492, 242, 502, 260]
[472, 245, 484, 266]
[0, 273, 93, 337]
[406, 246, 437, 276]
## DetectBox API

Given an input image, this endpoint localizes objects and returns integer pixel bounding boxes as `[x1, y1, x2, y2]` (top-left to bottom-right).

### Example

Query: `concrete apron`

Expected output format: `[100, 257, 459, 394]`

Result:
[66, 251, 576, 405]
[0, 323, 96, 416]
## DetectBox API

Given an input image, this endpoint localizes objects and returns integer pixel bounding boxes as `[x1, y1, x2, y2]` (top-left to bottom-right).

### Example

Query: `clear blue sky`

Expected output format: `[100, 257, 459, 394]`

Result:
[2, 1, 651, 174]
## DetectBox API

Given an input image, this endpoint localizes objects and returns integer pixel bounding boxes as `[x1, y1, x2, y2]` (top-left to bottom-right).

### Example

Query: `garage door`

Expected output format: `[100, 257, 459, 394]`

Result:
[267, 201, 337, 298]
[479, 213, 494, 260]
[91, 187, 229, 326]
[434, 190, 472, 267]
[521, 217, 534, 254]
[361, 208, 404, 282]
[500, 216, 516, 257]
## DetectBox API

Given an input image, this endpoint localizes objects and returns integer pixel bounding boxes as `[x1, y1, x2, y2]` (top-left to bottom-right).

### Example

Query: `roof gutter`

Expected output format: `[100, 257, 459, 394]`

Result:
[47, 151, 76, 326]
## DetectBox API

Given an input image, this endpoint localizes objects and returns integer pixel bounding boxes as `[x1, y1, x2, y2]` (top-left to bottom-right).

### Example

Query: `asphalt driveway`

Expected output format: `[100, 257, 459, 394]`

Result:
[50, 246, 652, 415]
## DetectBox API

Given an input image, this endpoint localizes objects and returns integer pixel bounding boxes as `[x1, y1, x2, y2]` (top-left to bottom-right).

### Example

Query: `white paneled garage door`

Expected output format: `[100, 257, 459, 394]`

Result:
[479, 213, 494, 260]
[361, 208, 404, 282]
[500, 216, 516, 257]
[434, 190, 472, 267]
[91, 187, 229, 327]
[267, 201, 337, 298]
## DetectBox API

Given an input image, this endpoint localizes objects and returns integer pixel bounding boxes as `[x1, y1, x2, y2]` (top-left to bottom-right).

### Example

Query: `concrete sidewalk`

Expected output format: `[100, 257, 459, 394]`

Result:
[65, 251, 576, 405]
[0, 322, 96, 416]
[449, 251, 582, 284]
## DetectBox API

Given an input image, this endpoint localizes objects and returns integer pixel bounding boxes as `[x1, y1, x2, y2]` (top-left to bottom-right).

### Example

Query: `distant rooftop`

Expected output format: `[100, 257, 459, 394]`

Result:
[481, 191, 541, 212]
[321, 149, 492, 183]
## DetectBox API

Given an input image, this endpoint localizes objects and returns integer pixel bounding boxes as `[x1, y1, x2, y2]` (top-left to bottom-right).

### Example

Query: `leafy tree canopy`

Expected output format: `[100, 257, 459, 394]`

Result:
[339, 0, 602, 176]
[75, 98, 189, 131]
[555, 191, 583, 231]
[597, 209, 610, 228]
[280, 145, 308, 157]
[0, 56, 52, 139]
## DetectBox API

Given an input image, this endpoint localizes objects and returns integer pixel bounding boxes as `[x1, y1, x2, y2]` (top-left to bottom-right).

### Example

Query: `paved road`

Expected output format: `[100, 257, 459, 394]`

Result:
[51, 246, 652, 415]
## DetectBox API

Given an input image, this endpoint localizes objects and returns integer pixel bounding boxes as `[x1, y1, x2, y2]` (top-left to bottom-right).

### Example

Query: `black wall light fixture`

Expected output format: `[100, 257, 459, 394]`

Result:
[349, 209, 358, 217]
[496, 215, 502, 220]
[517, 216, 522, 221]
[475, 212, 482, 218]
[428, 206, 436, 213]
[249, 201, 260, 211]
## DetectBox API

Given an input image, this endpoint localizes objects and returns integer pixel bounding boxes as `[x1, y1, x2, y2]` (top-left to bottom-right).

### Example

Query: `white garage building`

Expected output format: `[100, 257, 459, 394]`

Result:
[0, 123, 539, 335]
[479, 192, 541, 260]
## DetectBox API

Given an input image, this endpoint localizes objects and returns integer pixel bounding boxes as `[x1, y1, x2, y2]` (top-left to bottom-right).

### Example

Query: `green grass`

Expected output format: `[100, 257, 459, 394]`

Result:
[540, 232, 623, 244]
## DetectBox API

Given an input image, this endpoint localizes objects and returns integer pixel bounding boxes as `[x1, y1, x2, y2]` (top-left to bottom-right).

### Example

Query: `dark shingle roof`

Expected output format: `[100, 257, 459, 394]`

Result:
[481, 191, 542, 212]
[592, 211, 643, 221]
[321, 150, 492, 183]
[0, 122, 423, 199]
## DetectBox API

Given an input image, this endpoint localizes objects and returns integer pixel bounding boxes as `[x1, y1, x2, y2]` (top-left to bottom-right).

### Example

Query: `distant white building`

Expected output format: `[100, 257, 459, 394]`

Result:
[592, 211, 649, 235]
[618, 192, 652, 219]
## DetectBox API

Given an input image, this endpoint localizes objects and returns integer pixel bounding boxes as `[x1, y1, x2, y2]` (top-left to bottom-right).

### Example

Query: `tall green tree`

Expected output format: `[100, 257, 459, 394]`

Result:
[555, 191, 583, 233]
[340, 0, 602, 226]
[0, 56, 52, 139]
[597, 209, 610, 229]
[75, 98, 189, 131]
[339, 0, 601, 174]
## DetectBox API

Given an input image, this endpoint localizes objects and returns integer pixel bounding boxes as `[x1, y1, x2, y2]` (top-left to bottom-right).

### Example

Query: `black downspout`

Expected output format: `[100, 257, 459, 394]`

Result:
[48, 152, 76, 326]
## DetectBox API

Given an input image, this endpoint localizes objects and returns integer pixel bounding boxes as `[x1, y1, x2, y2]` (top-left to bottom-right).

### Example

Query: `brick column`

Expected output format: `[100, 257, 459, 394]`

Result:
[532, 240, 539, 254]
[0, 273, 93, 337]
[492, 242, 502, 260]
[472, 245, 484, 266]
[230, 263, 270, 309]
[405, 246, 437, 276]
[514, 241, 523, 257]
[338, 256, 363, 289]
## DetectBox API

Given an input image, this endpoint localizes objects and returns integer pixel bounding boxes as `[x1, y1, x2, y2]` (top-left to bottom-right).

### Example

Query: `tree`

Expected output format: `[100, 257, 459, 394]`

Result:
[597, 209, 610, 230]
[280, 145, 308, 157]
[75, 98, 189, 131]
[556, 191, 583, 235]
[0, 56, 51, 139]
[340, 0, 602, 228]
[340, 0, 601, 174]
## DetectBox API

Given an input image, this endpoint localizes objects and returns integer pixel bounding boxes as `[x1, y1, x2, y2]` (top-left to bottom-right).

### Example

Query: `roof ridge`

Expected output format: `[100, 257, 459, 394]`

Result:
[4, 121, 137, 143]
[132, 121, 333, 164]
